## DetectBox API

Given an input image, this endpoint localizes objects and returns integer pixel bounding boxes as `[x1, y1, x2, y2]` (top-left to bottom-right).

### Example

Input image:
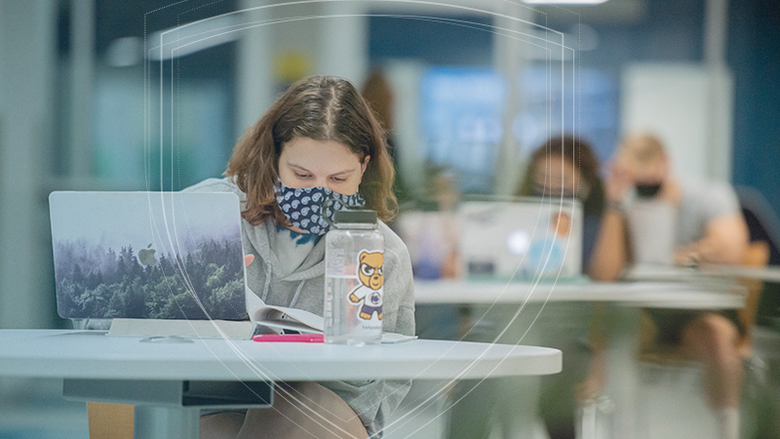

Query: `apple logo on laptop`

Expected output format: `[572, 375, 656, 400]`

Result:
[138, 243, 157, 266]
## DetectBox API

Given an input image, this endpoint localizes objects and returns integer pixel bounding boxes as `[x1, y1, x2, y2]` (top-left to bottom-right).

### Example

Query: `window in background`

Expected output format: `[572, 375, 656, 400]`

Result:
[419, 67, 508, 194]
[368, 13, 496, 195]
[515, 66, 617, 167]
[94, 76, 232, 191]
[54, 0, 238, 191]
[117, 14, 237, 191]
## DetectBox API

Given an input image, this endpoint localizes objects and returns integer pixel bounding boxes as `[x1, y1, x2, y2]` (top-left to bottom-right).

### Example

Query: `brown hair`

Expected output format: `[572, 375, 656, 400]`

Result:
[225, 76, 397, 226]
[516, 135, 605, 216]
[361, 70, 393, 131]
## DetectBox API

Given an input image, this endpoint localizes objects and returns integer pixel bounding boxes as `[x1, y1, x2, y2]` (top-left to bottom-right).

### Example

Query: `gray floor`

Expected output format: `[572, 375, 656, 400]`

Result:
[385, 354, 780, 439]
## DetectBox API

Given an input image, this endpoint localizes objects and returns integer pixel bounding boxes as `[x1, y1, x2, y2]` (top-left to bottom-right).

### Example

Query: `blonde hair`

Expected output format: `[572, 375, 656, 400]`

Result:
[617, 132, 667, 172]
[225, 76, 397, 226]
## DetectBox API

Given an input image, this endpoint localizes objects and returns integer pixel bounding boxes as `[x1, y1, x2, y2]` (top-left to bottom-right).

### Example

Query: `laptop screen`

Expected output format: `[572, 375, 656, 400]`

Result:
[49, 191, 247, 320]
[459, 198, 583, 281]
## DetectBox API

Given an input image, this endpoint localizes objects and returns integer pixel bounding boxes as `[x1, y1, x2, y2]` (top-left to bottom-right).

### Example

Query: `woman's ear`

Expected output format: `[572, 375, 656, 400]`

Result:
[361, 155, 371, 175]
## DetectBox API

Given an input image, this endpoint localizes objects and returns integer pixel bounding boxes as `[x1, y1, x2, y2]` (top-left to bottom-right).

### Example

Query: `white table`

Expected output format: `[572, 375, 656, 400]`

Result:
[625, 262, 780, 283]
[700, 264, 780, 283]
[414, 278, 745, 309]
[414, 279, 745, 439]
[0, 329, 561, 439]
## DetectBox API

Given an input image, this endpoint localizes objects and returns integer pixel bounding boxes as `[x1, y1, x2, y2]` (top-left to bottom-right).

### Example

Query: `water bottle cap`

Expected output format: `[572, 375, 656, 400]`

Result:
[333, 209, 377, 224]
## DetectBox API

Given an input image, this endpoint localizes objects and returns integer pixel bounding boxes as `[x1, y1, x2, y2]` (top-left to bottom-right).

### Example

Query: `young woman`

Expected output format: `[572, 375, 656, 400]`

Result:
[446, 135, 630, 439]
[188, 76, 415, 439]
[517, 135, 630, 281]
[516, 135, 630, 439]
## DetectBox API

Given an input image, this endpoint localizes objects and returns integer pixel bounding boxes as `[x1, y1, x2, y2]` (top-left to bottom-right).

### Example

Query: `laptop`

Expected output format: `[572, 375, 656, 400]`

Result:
[49, 191, 247, 321]
[624, 199, 677, 265]
[458, 198, 583, 281]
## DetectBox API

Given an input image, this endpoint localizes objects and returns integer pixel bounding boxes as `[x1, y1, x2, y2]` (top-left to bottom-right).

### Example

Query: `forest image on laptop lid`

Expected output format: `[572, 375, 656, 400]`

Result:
[49, 191, 246, 321]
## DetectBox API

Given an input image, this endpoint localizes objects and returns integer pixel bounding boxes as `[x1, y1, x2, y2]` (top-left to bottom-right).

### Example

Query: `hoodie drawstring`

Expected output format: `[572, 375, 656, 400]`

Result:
[290, 280, 306, 308]
[261, 261, 272, 302]
[261, 262, 307, 309]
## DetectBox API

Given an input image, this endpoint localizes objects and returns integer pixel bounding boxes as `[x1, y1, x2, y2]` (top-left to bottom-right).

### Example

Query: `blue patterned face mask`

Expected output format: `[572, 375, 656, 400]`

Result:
[274, 180, 366, 236]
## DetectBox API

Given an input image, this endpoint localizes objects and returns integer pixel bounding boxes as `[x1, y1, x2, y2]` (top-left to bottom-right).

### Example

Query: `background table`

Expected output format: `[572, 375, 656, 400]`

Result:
[414, 279, 745, 439]
[0, 329, 561, 439]
[414, 278, 745, 309]
[701, 264, 780, 282]
[625, 262, 780, 283]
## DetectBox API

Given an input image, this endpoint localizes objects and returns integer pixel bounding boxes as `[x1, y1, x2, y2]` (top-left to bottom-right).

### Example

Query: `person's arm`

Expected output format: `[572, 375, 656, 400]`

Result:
[587, 208, 628, 281]
[587, 161, 631, 282]
[674, 213, 748, 266]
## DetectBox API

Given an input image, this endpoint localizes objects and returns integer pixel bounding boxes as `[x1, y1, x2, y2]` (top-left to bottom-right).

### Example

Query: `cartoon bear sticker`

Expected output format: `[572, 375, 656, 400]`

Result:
[348, 250, 384, 320]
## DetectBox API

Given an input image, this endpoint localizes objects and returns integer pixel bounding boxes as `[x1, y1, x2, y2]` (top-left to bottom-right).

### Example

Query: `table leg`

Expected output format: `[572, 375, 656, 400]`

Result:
[133, 406, 200, 439]
[605, 306, 641, 439]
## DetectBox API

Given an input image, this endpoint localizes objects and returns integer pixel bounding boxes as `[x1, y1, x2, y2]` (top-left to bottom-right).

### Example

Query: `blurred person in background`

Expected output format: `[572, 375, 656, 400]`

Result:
[516, 135, 631, 439]
[614, 132, 748, 266]
[518, 135, 631, 282]
[612, 132, 749, 439]
[362, 70, 411, 208]
[404, 165, 461, 280]
[395, 165, 461, 340]
[447, 135, 630, 439]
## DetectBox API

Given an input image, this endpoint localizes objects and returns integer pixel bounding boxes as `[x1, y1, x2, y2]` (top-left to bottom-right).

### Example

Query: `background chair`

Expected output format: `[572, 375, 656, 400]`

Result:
[87, 402, 133, 439]
[736, 186, 780, 328]
[735, 186, 780, 438]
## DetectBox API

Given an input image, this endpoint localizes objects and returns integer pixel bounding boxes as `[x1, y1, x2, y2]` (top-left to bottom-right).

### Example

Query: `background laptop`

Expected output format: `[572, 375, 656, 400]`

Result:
[459, 198, 583, 281]
[49, 191, 246, 321]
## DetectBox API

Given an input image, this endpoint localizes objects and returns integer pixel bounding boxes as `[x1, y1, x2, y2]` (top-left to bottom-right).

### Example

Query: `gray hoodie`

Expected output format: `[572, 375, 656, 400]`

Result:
[185, 178, 416, 437]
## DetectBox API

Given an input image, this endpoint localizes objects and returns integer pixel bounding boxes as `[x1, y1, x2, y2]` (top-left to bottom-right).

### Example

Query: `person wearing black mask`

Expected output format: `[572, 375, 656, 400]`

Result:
[446, 135, 630, 439]
[612, 132, 749, 439]
[615, 132, 748, 266]
[519, 135, 631, 281]
[514, 135, 630, 439]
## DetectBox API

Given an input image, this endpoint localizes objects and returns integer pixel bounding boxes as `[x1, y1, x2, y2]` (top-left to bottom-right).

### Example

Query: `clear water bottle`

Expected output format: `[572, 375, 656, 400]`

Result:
[324, 209, 384, 345]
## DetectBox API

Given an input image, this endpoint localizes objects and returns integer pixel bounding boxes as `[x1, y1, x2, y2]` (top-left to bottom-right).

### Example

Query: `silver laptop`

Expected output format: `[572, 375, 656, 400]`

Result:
[49, 191, 247, 320]
[459, 198, 583, 281]
[625, 199, 677, 265]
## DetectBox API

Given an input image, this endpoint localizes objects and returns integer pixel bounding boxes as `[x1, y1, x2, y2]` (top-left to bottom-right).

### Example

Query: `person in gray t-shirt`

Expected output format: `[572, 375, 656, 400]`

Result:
[612, 132, 749, 439]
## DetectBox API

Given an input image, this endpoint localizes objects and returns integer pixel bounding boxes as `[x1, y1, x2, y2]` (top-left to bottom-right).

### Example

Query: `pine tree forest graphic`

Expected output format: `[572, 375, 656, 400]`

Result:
[54, 239, 245, 320]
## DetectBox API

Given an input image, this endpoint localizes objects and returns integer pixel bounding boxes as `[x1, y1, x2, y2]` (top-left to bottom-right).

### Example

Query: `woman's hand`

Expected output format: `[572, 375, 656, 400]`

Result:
[604, 161, 633, 204]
